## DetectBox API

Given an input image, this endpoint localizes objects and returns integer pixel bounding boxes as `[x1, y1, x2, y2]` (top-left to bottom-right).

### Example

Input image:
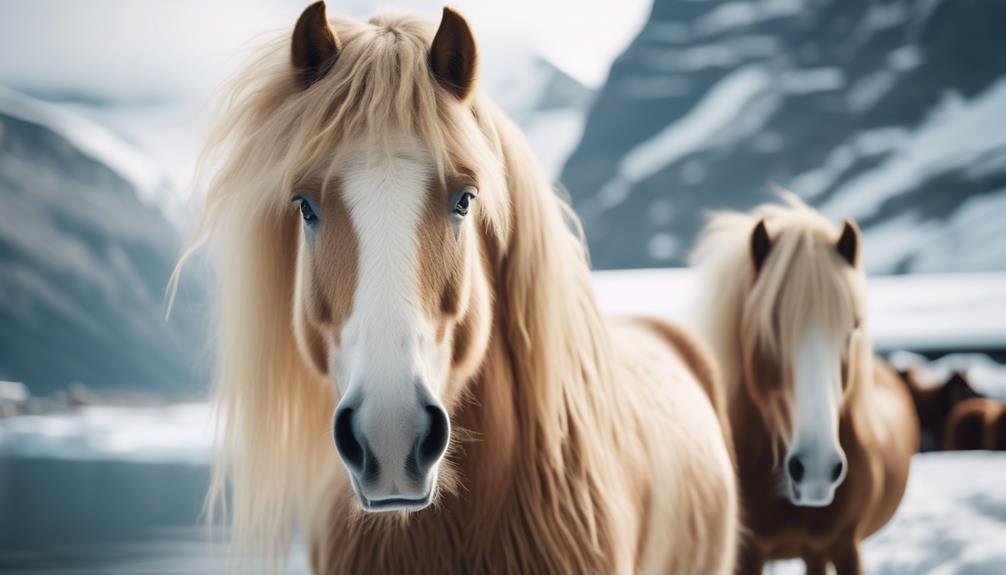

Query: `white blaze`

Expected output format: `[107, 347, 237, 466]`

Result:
[787, 318, 848, 506]
[334, 143, 448, 491]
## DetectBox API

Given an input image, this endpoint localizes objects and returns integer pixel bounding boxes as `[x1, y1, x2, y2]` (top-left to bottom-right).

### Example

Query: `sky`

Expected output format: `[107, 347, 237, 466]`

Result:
[0, 0, 652, 102]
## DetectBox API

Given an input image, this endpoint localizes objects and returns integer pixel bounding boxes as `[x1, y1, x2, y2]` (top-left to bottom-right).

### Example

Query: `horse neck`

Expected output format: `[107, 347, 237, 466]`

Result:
[729, 376, 779, 467]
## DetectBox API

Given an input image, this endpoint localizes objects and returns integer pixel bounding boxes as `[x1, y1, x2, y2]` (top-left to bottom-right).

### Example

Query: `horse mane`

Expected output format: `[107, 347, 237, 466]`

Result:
[173, 10, 623, 569]
[691, 193, 871, 448]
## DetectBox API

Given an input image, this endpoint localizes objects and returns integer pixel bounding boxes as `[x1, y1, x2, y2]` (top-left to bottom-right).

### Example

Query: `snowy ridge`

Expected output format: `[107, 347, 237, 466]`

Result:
[560, 0, 1006, 272]
[0, 87, 180, 224]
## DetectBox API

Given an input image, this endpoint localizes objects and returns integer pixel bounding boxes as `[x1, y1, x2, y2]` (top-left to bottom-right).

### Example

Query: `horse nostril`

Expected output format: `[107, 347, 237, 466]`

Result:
[787, 456, 805, 483]
[416, 404, 450, 473]
[831, 460, 845, 482]
[333, 406, 366, 473]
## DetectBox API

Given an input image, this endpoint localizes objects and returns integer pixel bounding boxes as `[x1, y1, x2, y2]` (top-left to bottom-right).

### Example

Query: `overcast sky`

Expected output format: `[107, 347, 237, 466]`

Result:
[0, 0, 651, 103]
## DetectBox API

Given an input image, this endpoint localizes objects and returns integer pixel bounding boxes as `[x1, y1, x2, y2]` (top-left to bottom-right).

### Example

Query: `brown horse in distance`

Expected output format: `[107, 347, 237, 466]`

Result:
[692, 197, 919, 574]
[945, 397, 1006, 451]
[902, 370, 979, 452]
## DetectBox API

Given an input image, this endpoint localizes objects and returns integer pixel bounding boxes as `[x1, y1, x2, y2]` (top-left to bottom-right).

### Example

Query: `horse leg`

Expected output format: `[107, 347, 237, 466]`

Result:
[832, 542, 862, 575]
[736, 544, 765, 575]
[803, 552, 828, 575]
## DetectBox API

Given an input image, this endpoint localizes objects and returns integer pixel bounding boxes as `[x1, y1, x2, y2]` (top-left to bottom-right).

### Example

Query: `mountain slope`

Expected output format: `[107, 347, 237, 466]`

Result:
[0, 95, 205, 395]
[561, 0, 1006, 272]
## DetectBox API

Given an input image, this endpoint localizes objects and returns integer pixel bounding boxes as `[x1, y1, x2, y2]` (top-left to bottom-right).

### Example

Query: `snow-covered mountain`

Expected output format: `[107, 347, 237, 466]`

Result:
[0, 90, 206, 395]
[561, 0, 1006, 272]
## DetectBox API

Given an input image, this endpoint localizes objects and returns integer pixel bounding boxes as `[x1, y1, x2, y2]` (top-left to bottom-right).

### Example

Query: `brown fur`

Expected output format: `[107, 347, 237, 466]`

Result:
[428, 7, 478, 100]
[291, 1, 341, 86]
[692, 197, 919, 575]
[903, 371, 980, 452]
[176, 5, 739, 573]
[730, 361, 918, 573]
[945, 397, 1006, 451]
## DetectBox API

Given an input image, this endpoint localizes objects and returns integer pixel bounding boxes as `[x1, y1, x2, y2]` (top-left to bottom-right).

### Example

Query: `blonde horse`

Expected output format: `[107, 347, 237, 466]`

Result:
[176, 3, 737, 572]
[692, 196, 918, 574]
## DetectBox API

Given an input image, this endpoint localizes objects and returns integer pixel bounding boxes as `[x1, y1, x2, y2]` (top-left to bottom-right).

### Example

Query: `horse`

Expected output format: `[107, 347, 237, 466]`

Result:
[174, 3, 738, 572]
[902, 370, 979, 451]
[691, 196, 919, 575]
[945, 397, 1006, 451]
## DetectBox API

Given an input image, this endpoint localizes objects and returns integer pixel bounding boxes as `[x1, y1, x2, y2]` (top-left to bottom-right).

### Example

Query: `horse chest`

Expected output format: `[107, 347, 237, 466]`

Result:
[737, 423, 878, 552]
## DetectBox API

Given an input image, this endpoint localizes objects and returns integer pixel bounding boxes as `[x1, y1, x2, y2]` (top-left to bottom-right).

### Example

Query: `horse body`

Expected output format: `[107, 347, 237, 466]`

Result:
[732, 361, 916, 571]
[692, 197, 918, 574]
[179, 3, 737, 573]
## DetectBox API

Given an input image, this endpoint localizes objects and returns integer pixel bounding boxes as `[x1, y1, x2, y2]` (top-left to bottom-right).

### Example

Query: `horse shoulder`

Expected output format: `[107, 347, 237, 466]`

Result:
[608, 317, 739, 575]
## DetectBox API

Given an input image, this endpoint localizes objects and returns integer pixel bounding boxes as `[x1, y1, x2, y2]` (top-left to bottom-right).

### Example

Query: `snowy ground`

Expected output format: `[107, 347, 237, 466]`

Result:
[772, 453, 1006, 575]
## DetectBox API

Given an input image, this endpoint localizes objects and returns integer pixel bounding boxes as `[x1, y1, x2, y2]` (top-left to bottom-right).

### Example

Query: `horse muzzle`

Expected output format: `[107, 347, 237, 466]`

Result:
[332, 388, 450, 512]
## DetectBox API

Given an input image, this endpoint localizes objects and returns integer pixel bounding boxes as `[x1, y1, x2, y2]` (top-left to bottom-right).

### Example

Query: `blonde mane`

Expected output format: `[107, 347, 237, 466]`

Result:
[691, 194, 871, 449]
[174, 10, 629, 570]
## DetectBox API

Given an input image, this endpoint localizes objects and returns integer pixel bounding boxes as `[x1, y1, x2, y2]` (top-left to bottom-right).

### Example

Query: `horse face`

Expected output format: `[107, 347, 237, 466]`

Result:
[782, 318, 851, 507]
[749, 218, 862, 507]
[291, 141, 491, 512]
[288, 4, 491, 512]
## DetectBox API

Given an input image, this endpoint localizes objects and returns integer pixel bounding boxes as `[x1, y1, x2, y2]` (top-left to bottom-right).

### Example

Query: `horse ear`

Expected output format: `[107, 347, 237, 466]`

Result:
[750, 219, 772, 273]
[291, 1, 341, 88]
[429, 7, 478, 100]
[836, 219, 860, 267]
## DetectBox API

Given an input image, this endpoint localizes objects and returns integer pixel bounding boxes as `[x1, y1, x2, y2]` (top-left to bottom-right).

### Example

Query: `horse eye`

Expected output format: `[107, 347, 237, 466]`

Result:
[293, 196, 318, 224]
[451, 187, 477, 219]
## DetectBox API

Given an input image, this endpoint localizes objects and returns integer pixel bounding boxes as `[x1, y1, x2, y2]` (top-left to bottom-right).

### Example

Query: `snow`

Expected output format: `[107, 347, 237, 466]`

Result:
[0, 87, 165, 205]
[694, 0, 804, 37]
[890, 351, 1006, 400]
[596, 66, 773, 208]
[592, 269, 1006, 352]
[779, 67, 845, 95]
[521, 108, 588, 179]
[0, 403, 213, 464]
[647, 36, 779, 72]
[823, 79, 1006, 221]
[847, 69, 897, 112]
[791, 128, 909, 199]
[908, 190, 1006, 274]
[770, 453, 1006, 575]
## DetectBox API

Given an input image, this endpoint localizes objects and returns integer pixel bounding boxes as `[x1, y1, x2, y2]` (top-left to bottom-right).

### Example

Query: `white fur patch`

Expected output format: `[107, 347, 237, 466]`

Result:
[786, 318, 847, 506]
[332, 139, 451, 496]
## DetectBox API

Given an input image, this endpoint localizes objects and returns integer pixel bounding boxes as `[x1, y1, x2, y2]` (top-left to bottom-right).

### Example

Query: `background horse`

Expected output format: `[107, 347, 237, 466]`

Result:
[175, 3, 737, 573]
[946, 397, 1006, 451]
[691, 196, 918, 574]
[902, 371, 979, 452]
